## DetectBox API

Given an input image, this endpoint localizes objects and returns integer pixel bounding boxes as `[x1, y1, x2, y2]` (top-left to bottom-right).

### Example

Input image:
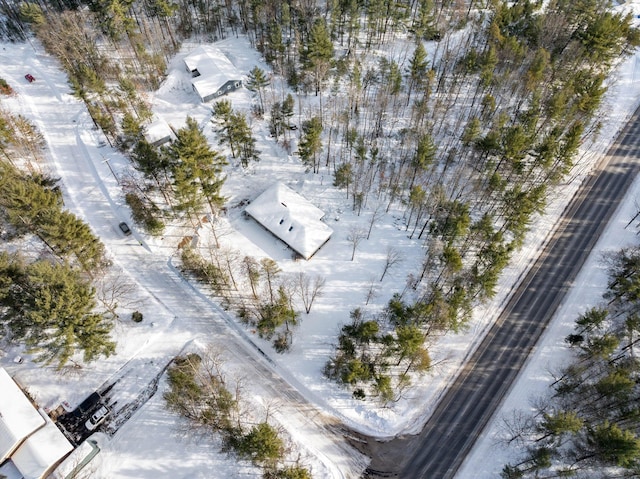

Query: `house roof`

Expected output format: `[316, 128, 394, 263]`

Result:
[50, 439, 100, 479]
[184, 45, 240, 100]
[11, 412, 73, 479]
[0, 368, 46, 461]
[144, 119, 174, 146]
[245, 182, 333, 260]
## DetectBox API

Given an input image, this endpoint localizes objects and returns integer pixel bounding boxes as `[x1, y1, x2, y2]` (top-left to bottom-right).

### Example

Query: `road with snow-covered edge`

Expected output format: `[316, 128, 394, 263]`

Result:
[362, 99, 640, 477]
[0, 43, 367, 478]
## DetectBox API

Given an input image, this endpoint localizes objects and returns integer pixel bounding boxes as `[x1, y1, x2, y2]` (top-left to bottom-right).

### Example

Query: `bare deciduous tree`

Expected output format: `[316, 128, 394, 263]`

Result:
[365, 276, 379, 305]
[380, 246, 403, 281]
[347, 226, 367, 261]
[95, 272, 144, 319]
[296, 272, 326, 314]
[366, 203, 385, 239]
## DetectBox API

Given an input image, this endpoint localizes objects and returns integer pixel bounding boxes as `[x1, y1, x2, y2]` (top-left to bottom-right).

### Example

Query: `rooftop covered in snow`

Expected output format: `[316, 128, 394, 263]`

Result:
[245, 182, 333, 260]
[183, 45, 242, 102]
[0, 368, 46, 462]
[143, 119, 174, 147]
[10, 412, 73, 479]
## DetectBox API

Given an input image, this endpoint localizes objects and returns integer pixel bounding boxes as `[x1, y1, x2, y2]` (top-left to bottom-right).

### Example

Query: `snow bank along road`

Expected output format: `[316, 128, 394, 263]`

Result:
[0, 46, 364, 478]
[361, 107, 640, 477]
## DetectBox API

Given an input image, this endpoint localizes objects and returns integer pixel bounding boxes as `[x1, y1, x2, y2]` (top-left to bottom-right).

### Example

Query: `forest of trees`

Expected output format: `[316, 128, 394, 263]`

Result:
[0, 0, 638, 409]
[501, 245, 640, 478]
[0, 106, 114, 368]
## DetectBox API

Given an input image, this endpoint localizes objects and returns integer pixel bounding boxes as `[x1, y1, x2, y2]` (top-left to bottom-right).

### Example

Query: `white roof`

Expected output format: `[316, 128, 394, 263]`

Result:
[144, 119, 174, 145]
[11, 412, 73, 479]
[0, 368, 46, 461]
[50, 439, 99, 479]
[184, 45, 240, 100]
[245, 183, 333, 260]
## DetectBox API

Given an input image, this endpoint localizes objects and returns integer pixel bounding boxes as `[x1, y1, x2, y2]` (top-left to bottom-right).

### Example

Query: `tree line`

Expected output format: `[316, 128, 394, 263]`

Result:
[0, 104, 114, 368]
[501, 246, 640, 478]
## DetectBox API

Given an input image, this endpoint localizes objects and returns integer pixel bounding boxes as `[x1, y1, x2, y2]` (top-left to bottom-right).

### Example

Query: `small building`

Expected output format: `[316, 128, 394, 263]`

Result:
[245, 182, 333, 260]
[183, 45, 242, 103]
[143, 119, 174, 147]
[0, 368, 46, 462]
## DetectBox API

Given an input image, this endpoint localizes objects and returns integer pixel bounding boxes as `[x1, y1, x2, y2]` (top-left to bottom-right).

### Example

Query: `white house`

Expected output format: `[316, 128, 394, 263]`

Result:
[8, 413, 73, 479]
[183, 45, 242, 103]
[0, 368, 46, 462]
[0, 368, 74, 479]
[245, 183, 333, 260]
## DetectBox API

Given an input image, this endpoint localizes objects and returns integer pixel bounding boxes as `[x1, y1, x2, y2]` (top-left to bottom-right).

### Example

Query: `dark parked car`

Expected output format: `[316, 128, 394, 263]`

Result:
[119, 222, 132, 236]
[25, 73, 35, 83]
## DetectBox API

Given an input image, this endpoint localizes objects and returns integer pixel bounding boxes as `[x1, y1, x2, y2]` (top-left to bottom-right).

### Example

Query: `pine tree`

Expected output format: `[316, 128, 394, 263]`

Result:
[298, 116, 323, 173]
[237, 422, 284, 466]
[120, 112, 144, 148]
[212, 101, 259, 167]
[245, 66, 270, 116]
[232, 112, 260, 167]
[212, 99, 235, 153]
[265, 22, 285, 71]
[407, 42, 429, 104]
[0, 257, 115, 368]
[269, 101, 285, 140]
[304, 19, 334, 95]
[166, 117, 227, 220]
[413, 0, 439, 41]
[281, 93, 295, 128]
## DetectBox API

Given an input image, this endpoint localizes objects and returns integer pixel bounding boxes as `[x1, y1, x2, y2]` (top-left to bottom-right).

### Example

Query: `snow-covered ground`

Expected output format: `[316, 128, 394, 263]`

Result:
[1, 1, 640, 476]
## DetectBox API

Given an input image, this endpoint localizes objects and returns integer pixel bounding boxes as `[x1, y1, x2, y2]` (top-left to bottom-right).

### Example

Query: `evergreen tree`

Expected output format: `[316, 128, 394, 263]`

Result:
[0, 257, 115, 368]
[166, 116, 227, 220]
[298, 116, 323, 173]
[281, 94, 295, 131]
[237, 422, 284, 466]
[265, 22, 285, 70]
[212, 99, 235, 153]
[230, 111, 260, 167]
[304, 19, 334, 95]
[120, 112, 144, 148]
[407, 42, 429, 103]
[245, 66, 270, 116]
[270, 101, 285, 140]
[212, 101, 259, 167]
[334, 163, 353, 197]
[412, 0, 439, 41]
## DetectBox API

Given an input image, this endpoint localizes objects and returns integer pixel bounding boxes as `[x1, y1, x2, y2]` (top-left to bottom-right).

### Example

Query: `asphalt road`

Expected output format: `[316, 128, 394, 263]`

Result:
[364, 109, 640, 478]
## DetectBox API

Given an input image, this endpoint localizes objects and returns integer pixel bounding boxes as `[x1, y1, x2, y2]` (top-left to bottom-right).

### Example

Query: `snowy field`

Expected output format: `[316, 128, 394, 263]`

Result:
[1, 1, 640, 477]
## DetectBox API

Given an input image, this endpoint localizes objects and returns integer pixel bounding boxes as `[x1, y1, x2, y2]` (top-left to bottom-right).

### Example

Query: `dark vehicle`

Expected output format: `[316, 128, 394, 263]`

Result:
[119, 222, 132, 236]
[25, 73, 35, 83]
